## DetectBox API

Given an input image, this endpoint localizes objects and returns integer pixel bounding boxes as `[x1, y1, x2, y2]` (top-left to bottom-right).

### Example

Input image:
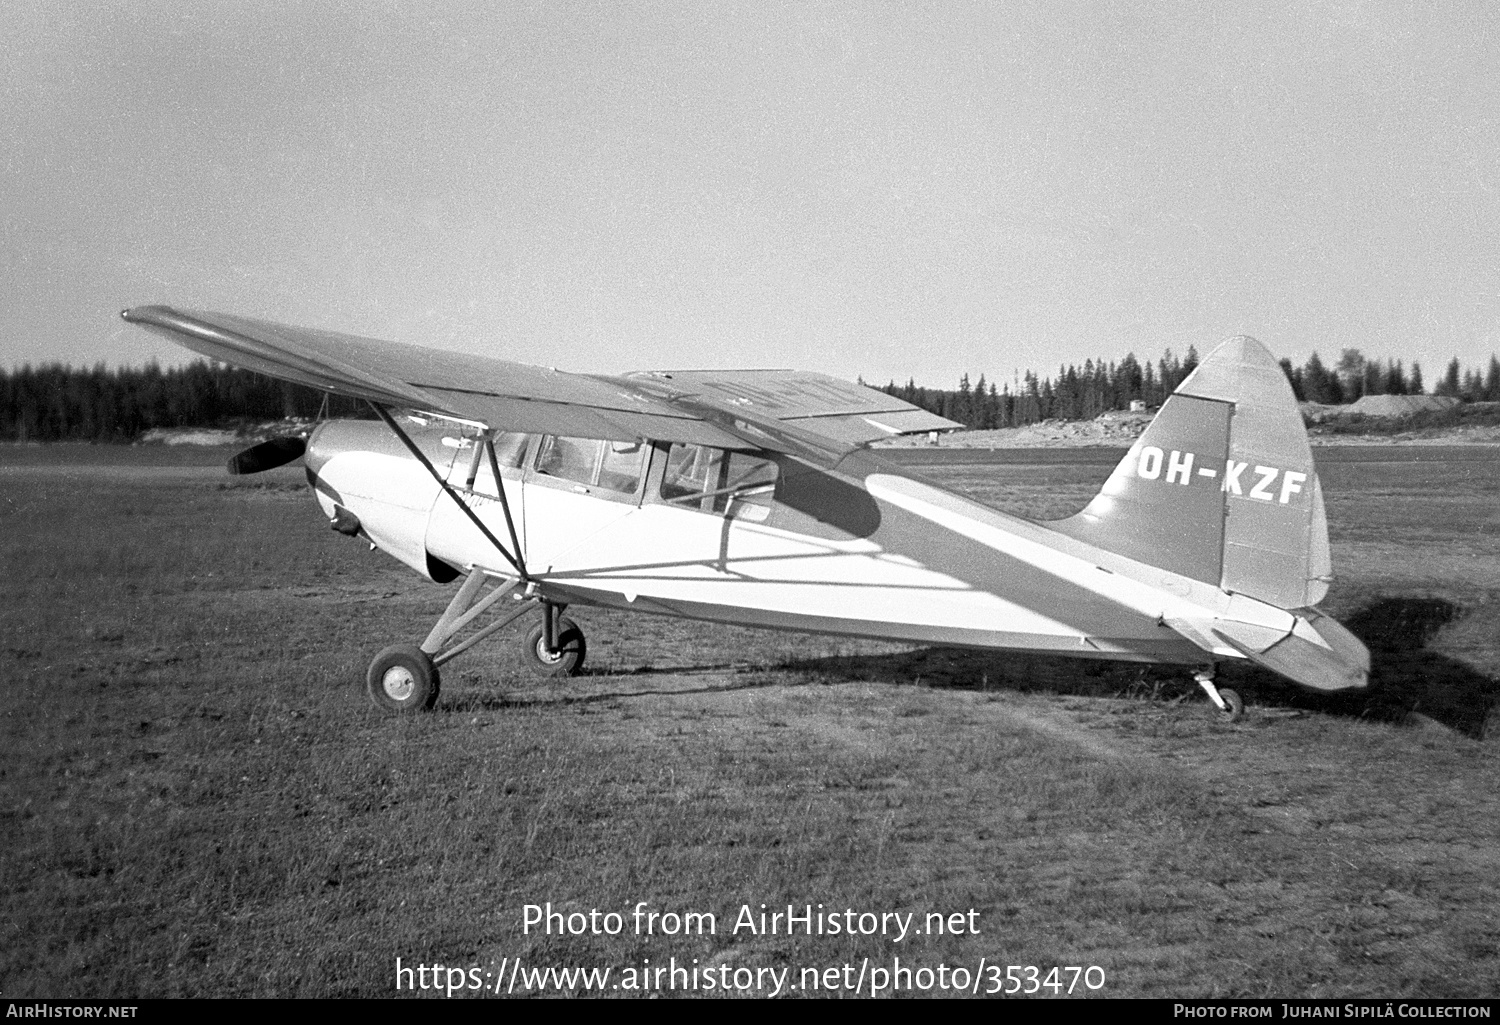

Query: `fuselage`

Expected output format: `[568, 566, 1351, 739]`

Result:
[303, 418, 1306, 670]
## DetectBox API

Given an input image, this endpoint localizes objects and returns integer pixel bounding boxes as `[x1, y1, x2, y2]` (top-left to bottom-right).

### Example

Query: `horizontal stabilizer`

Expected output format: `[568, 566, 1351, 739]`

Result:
[1162, 607, 1369, 692]
[1213, 611, 1369, 692]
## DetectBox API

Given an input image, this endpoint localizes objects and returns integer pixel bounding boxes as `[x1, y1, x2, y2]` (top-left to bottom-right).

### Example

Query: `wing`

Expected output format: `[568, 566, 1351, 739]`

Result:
[626, 369, 959, 446]
[120, 305, 958, 463]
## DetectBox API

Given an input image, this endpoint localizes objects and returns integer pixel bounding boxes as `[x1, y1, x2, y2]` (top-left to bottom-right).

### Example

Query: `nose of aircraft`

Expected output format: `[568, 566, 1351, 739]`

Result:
[304, 417, 463, 480]
[302, 417, 445, 504]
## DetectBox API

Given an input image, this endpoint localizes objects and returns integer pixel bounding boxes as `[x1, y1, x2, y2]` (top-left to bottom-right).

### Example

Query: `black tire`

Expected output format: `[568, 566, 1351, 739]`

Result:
[366, 644, 440, 712]
[523, 617, 586, 677]
[1216, 687, 1244, 723]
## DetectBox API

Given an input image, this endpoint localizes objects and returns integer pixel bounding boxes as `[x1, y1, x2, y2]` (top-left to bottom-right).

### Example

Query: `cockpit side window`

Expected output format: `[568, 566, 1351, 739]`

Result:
[535, 435, 596, 482]
[492, 432, 530, 470]
[448, 431, 531, 497]
[660, 444, 721, 509]
[596, 439, 647, 493]
[532, 436, 646, 498]
[658, 444, 777, 519]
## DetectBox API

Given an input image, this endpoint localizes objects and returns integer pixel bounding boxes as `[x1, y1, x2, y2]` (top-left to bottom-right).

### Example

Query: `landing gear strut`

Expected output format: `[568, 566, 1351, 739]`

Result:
[363, 570, 588, 712]
[1194, 666, 1243, 723]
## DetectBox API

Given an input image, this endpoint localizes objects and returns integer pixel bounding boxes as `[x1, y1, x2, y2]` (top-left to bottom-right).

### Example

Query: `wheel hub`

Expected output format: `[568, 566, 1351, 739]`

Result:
[382, 665, 416, 701]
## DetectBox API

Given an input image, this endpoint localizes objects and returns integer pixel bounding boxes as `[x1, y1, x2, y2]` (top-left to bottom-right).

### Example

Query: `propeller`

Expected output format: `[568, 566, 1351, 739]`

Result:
[227, 435, 307, 475]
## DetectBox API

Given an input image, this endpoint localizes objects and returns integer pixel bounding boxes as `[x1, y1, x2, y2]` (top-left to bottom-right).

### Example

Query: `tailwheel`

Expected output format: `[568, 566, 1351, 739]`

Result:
[1193, 666, 1243, 723]
[524, 616, 586, 678]
[367, 644, 441, 712]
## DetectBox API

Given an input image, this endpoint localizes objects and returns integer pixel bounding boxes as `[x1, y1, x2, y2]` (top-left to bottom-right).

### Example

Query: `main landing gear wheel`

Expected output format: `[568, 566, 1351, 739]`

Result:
[524, 617, 586, 678]
[366, 644, 440, 712]
[1216, 687, 1244, 723]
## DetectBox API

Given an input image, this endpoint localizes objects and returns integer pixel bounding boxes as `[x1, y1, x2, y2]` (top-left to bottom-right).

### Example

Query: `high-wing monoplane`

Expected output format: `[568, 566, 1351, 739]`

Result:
[121, 306, 1369, 719]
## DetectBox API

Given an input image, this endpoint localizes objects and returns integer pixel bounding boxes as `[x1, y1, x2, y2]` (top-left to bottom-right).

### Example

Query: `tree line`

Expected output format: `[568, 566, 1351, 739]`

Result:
[1, 362, 367, 442]
[882, 348, 1500, 430]
[1282, 351, 1500, 406]
[880, 348, 1203, 430]
[4, 346, 1499, 442]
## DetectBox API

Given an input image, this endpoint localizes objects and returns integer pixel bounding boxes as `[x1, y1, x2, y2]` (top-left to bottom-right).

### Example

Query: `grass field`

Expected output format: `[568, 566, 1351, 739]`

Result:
[2, 444, 1498, 998]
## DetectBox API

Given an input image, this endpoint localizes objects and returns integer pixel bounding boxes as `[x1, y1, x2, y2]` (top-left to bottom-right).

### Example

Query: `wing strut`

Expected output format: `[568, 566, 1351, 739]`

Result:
[370, 403, 530, 582]
[483, 435, 527, 579]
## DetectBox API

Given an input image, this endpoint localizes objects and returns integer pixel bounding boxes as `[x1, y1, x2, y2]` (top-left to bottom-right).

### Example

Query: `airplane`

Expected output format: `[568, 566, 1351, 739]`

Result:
[121, 306, 1370, 720]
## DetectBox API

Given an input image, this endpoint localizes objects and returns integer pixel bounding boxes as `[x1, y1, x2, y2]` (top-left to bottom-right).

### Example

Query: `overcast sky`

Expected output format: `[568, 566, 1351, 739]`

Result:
[3, 1, 1497, 388]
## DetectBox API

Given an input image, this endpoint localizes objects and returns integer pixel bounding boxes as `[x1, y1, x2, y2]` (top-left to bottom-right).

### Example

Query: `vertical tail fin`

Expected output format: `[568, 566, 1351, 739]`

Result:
[1053, 336, 1332, 610]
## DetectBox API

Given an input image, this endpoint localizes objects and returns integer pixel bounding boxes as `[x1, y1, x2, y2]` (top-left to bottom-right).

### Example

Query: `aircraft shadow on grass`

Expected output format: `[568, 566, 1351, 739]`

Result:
[443, 608, 1492, 738]
[762, 596, 1497, 739]
[1249, 596, 1498, 740]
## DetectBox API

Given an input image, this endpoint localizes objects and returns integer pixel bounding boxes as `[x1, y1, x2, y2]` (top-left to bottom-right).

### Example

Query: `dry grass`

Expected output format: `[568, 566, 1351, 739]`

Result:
[1, 445, 1497, 998]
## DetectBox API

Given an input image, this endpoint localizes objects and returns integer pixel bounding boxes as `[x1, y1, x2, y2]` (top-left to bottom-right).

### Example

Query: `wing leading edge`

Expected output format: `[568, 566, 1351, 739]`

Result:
[120, 306, 959, 462]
